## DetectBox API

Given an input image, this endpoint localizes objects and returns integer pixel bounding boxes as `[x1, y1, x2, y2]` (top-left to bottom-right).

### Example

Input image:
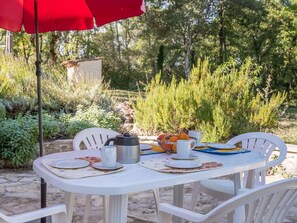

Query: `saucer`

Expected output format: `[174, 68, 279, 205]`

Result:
[140, 143, 152, 151]
[92, 162, 123, 171]
[165, 160, 203, 169]
[50, 159, 90, 169]
[170, 154, 197, 160]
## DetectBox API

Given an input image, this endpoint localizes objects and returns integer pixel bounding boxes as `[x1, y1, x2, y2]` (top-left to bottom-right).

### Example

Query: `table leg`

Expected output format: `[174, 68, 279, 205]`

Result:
[234, 172, 243, 195]
[107, 194, 128, 223]
[64, 192, 75, 223]
[234, 172, 244, 223]
[103, 195, 109, 223]
[173, 184, 184, 223]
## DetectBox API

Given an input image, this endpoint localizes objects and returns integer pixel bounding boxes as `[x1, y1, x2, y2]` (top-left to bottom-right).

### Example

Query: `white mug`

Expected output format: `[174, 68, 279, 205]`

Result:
[176, 139, 196, 159]
[101, 145, 117, 167]
[188, 130, 203, 144]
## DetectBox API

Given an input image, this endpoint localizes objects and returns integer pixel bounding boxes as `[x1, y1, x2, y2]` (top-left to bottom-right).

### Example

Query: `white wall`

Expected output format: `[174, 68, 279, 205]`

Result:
[67, 59, 102, 82]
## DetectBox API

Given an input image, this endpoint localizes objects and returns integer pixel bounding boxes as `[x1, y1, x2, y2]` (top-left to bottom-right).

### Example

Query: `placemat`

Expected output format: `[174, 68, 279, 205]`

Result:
[139, 158, 223, 174]
[42, 158, 124, 179]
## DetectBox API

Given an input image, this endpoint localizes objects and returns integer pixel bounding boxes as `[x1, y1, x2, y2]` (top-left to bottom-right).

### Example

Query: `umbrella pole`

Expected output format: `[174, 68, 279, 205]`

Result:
[34, 1, 47, 223]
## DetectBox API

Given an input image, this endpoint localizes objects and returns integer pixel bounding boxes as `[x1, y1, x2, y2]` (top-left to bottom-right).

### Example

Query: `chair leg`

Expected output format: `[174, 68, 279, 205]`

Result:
[191, 181, 202, 211]
[103, 195, 109, 223]
[64, 192, 76, 223]
[153, 189, 160, 212]
[157, 211, 172, 223]
[83, 195, 92, 223]
[52, 212, 67, 223]
[227, 211, 234, 223]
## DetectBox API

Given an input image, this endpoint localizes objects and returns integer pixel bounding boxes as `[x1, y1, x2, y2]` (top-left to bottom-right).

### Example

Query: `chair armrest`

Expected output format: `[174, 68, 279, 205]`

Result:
[238, 188, 251, 194]
[159, 203, 207, 222]
[0, 204, 66, 223]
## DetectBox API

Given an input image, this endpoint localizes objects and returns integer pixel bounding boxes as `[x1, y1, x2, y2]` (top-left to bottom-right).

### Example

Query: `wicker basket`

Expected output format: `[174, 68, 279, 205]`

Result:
[157, 140, 176, 152]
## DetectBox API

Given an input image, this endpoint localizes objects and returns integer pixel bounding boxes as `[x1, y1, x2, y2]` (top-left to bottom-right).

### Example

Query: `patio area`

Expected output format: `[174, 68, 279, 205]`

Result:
[1, 168, 297, 223]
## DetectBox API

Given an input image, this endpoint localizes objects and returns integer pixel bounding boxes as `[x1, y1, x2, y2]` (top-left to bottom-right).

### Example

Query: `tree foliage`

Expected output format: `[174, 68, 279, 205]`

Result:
[0, 0, 296, 99]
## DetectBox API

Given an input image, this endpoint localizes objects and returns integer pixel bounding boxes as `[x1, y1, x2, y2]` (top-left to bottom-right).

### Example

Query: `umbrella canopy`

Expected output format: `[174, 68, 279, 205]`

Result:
[0, 0, 145, 33]
[0, 0, 145, 220]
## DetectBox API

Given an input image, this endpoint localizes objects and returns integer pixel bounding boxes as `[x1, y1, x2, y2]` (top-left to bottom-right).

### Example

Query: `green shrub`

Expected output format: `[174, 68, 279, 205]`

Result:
[0, 102, 5, 119]
[0, 117, 38, 167]
[60, 105, 121, 138]
[0, 114, 61, 167]
[1, 97, 36, 118]
[42, 114, 63, 140]
[133, 58, 286, 141]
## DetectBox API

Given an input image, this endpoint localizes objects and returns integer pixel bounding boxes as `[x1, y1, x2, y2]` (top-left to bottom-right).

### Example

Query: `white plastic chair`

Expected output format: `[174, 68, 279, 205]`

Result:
[72, 127, 120, 223]
[191, 132, 287, 210]
[72, 127, 120, 151]
[0, 204, 67, 223]
[158, 177, 297, 223]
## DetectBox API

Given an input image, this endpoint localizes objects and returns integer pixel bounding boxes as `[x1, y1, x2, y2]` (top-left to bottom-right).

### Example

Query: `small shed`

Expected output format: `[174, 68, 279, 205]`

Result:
[62, 58, 102, 82]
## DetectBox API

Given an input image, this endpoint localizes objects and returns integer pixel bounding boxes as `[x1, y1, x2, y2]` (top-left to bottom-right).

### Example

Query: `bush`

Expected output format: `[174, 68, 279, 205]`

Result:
[1, 97, 36, 118]
[42, 114, 63, 140]
[0, 102, 5, 119]
[133, 58, 286, 141]
[0, 116, 37, 167]
[60, 105, 122, 138]
[0, 114, 61, 167]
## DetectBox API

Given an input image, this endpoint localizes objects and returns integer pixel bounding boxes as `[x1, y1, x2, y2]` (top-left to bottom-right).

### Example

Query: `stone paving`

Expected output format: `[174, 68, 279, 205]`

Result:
[1, 169, 297, 223]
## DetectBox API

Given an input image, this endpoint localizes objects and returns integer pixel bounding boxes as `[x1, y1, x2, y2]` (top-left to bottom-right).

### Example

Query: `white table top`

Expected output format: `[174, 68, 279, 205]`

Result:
[33, 149, 266, 196]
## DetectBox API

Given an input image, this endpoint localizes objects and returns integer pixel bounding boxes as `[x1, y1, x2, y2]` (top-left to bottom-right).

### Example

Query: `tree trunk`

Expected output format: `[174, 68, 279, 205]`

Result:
[5, 31, 13, 54]
[218, 0, 226, 64]
[184, 34, 192, 80]
[49, 32, 60, 64]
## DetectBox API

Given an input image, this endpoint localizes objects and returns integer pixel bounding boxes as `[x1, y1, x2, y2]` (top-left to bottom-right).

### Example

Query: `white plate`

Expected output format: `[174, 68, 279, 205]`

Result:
[165, 160, 202, 169]
[92, 162, 123, 171]
[140, 143, 152, 151]
[170, 154, 198, 160]
[50, 159, 90, 169]
[206, 143, 236, 149]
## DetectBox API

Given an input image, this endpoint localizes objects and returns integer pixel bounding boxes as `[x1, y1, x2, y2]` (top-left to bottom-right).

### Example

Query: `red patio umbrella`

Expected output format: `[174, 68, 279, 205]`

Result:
[0, 0, 145, 220]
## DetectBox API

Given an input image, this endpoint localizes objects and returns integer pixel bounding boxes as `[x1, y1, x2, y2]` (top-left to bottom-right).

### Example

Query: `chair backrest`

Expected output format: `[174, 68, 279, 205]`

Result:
[227, 132, 287, 187]
[203, 177, 297, 223]
[72, 127, 120, 150]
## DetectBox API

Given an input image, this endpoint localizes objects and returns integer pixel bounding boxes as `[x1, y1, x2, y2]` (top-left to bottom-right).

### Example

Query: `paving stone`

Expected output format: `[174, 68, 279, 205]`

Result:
[4, 175, 21, 182]
[19, 176, 39, 183]
[0, 178, 8, 184]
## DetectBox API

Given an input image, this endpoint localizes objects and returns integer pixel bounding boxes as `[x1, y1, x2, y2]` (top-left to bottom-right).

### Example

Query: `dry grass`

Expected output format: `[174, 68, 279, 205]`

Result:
[272, 106, 297, 144]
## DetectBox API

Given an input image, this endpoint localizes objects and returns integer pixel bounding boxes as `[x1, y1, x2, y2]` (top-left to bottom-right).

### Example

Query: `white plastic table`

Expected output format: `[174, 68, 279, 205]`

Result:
[33, 149, 265, 223]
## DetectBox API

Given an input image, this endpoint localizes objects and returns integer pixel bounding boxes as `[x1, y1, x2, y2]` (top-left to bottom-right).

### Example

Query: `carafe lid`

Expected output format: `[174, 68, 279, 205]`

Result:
[116, 133, 139, 146]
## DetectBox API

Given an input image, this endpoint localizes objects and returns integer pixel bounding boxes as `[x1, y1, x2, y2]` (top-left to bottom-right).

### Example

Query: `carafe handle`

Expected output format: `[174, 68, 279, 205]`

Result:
[104, 137, 116, 146]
